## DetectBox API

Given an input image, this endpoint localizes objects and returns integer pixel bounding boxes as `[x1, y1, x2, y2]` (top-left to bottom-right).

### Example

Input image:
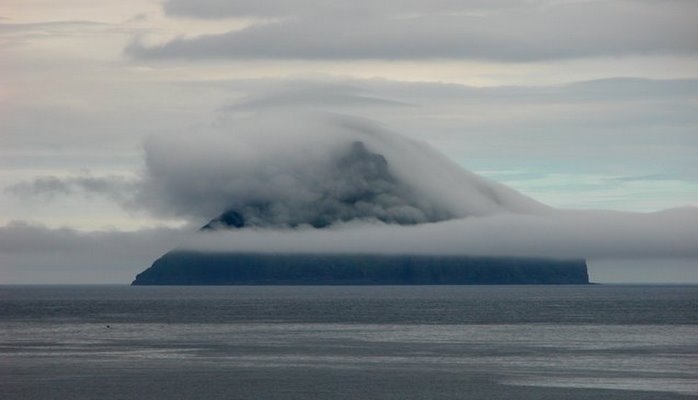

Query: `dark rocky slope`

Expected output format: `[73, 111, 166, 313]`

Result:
[132, 252, 589, 285]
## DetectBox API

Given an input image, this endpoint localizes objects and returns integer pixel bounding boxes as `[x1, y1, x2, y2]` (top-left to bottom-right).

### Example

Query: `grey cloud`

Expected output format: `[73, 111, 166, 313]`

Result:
[127, 106, 698, 265]
[0, 221, 185, 283]
[7, 76, 697, 217]
[607, 174, 684, 183]
[212, 76, 698, 105]
[563, 78, 698, 101]
[182, 207, 698, 261]
[126, 13, 149, 23]
[9, 75, 696, 224]
[0, 221, 180, 254]
[130, 1, 698, 61]
[0, 20, 109, 33]
[4, 103, 696, 283]
[223, 81, 411, 112]
[163, 0, 521, 19]
[588, 258, 698, 284]
[210, 77, 698, 182]
[200, 77, 698, 146]
[0, 20, 111, 42]
[7, 175, 138, 206]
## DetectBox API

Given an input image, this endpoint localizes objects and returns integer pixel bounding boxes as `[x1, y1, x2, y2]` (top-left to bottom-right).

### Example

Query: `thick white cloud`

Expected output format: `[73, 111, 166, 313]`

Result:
[136, 113, 547, 224]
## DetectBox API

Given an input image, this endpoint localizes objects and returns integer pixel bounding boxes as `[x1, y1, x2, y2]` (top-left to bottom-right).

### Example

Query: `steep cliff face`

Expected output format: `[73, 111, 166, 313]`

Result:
[132, 252, 589, 285]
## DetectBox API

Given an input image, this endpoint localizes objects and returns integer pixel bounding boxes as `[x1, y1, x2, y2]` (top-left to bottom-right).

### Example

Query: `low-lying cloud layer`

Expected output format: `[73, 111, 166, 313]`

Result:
[0, 221, 184, 283]
[183, 208, 698, 261]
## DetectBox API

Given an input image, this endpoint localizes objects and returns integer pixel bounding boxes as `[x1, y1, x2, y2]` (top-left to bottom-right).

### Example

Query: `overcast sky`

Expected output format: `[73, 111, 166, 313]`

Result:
[1, 0, 696, 283]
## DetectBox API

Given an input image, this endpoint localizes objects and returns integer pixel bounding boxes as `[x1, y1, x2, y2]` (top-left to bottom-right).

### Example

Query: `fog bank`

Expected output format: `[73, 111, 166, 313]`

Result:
[182, 207, 698, 261]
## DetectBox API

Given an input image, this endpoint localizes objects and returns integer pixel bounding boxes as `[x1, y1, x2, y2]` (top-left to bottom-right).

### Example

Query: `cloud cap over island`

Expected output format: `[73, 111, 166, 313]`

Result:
[2, 111, 697, 283]
[136, 113, 547, 226]
[136, 113, 697, 275]
[2, 0, 697, 283]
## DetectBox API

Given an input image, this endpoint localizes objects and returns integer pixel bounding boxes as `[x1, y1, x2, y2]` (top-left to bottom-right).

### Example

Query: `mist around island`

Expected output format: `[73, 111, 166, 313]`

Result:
[2, 112, 696, 284]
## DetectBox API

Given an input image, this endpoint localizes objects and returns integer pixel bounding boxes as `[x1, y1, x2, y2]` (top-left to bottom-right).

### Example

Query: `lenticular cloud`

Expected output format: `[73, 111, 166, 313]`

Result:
[138, 112, 548, 227]
[136, 112, 698, 264]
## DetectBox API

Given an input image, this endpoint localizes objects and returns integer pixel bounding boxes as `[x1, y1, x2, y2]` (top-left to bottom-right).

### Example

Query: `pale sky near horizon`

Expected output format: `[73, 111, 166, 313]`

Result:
[1, 0, 697, 283]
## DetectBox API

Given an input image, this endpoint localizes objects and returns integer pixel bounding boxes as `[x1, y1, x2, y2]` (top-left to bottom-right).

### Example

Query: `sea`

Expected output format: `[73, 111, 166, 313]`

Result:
[1, 285, 697, 399]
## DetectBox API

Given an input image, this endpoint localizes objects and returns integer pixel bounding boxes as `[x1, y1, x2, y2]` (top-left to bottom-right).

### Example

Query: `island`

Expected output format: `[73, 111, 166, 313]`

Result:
[131, 140, 591, 286]
[131, 252, 589, 285]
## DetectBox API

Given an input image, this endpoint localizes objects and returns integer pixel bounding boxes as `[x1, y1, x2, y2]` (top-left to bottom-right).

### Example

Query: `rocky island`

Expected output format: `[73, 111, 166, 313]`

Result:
[132, 252, 589, 285]
[132, 140, 590, 286]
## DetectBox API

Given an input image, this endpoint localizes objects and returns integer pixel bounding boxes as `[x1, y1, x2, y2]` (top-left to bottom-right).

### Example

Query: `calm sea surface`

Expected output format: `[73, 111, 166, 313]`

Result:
[1, 285, 697, 399]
